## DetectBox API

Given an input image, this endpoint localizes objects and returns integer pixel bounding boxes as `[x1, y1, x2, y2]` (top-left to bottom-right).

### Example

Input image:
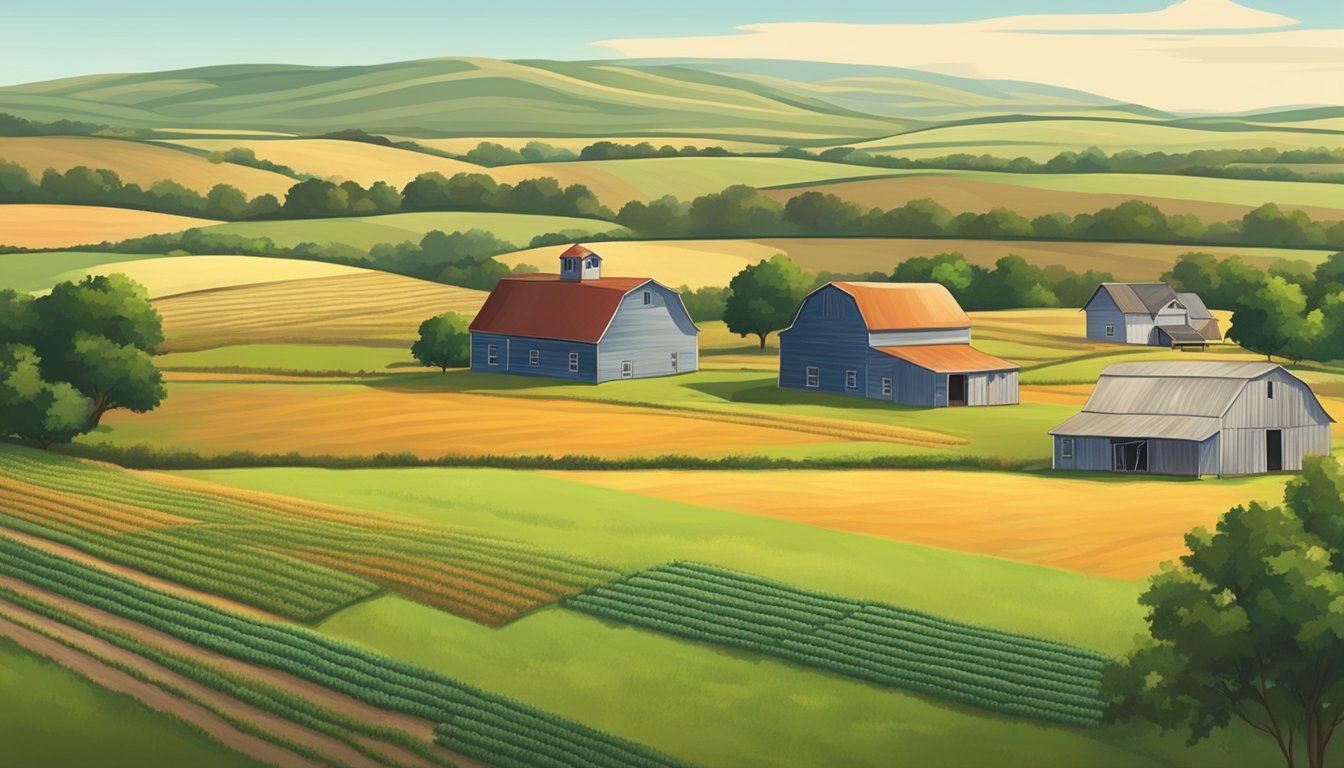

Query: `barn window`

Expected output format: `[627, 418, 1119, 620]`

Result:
[1105, 324, 1115, 337]
[805, 366, 819, 388]
[881, 377, 892, 397]
[568, 352, 579, 372]
[644, 291, 652, 305]
[486, 345, 498, 365]
[1061, 438, 1074, 459]
[1267, 381, 1274, 399]
[671, 352, 679, 372]
[621, 360, 633, 378]
[845, 370, 857, 389]
[529, 349, 540, 367]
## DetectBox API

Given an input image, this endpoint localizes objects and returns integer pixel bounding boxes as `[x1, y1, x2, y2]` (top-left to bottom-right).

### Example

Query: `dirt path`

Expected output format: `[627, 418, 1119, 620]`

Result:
[0, 611, 318, 768]
[0, 575, 483, 768]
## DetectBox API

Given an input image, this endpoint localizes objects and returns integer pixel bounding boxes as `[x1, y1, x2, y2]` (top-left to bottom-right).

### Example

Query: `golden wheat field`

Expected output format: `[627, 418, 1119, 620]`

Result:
[100, 384, 854, 458]
[154, 271, 487, 351]
[165, 138, 485, 188]
[67, 255, 367, 298]
[0, 205, 215, 249]
[0, 136, 296, 196]
[497, 239, 781, 289]
[555, 469, 1293, 579]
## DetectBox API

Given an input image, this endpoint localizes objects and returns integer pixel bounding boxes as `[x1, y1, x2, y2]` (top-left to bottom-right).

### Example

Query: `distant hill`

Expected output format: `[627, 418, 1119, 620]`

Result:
[0, 56, 1165, 141]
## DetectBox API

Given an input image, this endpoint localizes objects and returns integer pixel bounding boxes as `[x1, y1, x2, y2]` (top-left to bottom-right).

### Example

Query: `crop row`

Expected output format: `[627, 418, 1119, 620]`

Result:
[0, 535, 695, 768]
[567, 561, 1110, 727]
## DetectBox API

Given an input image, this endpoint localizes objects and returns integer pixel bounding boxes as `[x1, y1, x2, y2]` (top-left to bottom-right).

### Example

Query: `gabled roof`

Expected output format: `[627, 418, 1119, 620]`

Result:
[1049, 361, 1334, 437]
[831, 282, 970, 331]
[561, 243, 599, 260]
[469, 273, 651, 343]
[1175, 292, 1213, 321]
[874, 344, 1018, 373]
[1086, 283, 1180, 317]
[1155, 325, 1208, 345]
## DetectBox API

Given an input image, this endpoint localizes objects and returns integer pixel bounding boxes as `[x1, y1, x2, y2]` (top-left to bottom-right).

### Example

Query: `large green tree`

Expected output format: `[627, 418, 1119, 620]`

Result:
[0, 345, 93, 448]
[1105, 456, 1344, 768]
[723, 255, 811, 348]
[411, 313, 471, 372]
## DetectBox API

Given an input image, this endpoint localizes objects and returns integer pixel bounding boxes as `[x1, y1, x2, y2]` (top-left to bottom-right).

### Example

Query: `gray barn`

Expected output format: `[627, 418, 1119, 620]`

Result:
[1082, 283, 1220, 348]
[1050, 361, 1333, 476]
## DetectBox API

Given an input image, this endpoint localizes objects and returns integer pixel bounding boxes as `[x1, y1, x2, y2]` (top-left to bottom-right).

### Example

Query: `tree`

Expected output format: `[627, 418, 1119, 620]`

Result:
[970, 255, 1059, 310]
[411, 313, 470, 372]
[1105, 456, 1344, 768]
[891, 253, 980, 302]
[0, 289, 36, 345]
[1227, 275, 1312, 361]
[688, 185, 784, 235]
[0, 345, 93, 448]
[33, 274, 165, 427]
[677, 285, 729, 322]
[723, 255, 811, 348]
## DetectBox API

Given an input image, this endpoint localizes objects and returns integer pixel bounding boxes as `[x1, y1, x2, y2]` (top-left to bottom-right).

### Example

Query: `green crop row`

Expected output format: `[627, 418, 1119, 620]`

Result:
[0, 535, 695, 768]
[567, 561, 1111, 727]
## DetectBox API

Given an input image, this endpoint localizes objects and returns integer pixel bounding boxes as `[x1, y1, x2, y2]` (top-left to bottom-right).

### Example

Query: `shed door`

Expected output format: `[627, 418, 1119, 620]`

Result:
[1266, 430, 1283, 472]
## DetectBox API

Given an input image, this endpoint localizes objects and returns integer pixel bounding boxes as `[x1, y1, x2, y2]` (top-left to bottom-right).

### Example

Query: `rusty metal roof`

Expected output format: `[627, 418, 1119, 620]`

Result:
[832, 282, 970, 331]
[874, 344, 1018, 373]
[469, 273, 651, 343]
[560, 243, 596, 258]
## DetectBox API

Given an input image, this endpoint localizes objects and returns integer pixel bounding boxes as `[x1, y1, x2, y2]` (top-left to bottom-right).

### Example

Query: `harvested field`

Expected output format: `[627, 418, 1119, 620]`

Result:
[0, 136, 295, 196]
[64, 255, 366, 299]
[554, 469, 1292, 579]
[498, 238, 780, 289]
[165, 138, 484, 188]
[154, 271, 486, 351]
[0, 205, 213, 248]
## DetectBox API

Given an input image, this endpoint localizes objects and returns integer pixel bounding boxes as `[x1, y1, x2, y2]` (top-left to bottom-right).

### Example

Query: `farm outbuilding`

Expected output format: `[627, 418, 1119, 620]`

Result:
[1082, 283, 1220, 348]
[1050, 361, 1333, 476]
[778, 282, 1018, 407]
[468, 245, 699, 382]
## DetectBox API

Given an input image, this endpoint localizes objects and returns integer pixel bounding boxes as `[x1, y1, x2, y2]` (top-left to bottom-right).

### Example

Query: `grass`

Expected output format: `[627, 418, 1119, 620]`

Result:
[0, 635, 270, 768]
[156, 344, 419, 374]
[0, 250, 170, 293]
[0, 205, 214, 249]
[165, 137, 485, 188]
[197, 211, 629, 249]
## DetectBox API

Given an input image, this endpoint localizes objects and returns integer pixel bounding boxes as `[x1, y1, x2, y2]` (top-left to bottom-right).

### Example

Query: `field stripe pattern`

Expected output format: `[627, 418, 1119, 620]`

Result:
[567, 561, 1110, 726]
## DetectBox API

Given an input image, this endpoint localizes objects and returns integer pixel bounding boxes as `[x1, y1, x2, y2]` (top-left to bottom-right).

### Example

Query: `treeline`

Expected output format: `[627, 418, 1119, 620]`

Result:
[206, 147, 304, 178]
[0, 112, 106, 137]
[1164, 251, 1344, 362]
[616, 187, 1344, 249]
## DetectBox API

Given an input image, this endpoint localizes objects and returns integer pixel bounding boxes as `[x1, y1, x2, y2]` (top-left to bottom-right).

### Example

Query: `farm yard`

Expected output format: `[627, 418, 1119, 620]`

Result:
[2, 46, 1344, 768]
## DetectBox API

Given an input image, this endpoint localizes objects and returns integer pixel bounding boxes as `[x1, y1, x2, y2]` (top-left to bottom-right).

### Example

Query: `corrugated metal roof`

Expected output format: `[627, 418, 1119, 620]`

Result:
[1102, 361, 1278, 379]
[1157, 325, 1208, 344]
[469, 273, 650, 343]
[1194, 317, 1223, 342]
[1085, 374, 1248, 417]
[1048, 412, 1221, 440]
[1175, 292, 1213, 321]
[874, 344, 1018, 373]
[1091, 283, 1178, 316]
[832, 282, 970, 331]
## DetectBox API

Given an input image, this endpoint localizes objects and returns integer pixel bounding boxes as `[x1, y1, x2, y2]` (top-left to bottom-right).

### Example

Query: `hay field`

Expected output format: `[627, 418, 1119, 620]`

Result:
[97, 384, 852, 459]
[0, 251, 170, 293]
[760, 172, 1344, 221]
[849, 119, 1344, 159]
[198, 211, 629, 249]
[154, 271, 485, 351]
[497, 239, 780, 289]
[165, 138, 484, 188]
[556, 469, 1291, 579]
[0, 205, 214, 248]
[0, 136, 295, 196]
[55, 255, 366, 298]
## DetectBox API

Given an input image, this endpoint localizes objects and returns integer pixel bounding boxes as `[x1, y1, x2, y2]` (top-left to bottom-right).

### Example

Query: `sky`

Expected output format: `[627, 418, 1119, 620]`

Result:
[3, 0, 1343, 112]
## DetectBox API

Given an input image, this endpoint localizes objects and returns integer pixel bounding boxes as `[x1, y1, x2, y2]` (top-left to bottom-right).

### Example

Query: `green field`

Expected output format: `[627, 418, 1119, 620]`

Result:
[0, 636, 269, 768]
[533, 156, 909, 200]
[0, 251, 170, 293]
[198, 211, 630, 249]
[155, 343, 419, 374]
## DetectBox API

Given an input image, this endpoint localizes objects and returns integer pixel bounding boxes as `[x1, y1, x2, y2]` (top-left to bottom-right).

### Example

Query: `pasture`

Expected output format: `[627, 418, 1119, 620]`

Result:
[0, 251, 170, 293]
[0, 136, 295, 196]
[0, 205, 213, 248]
[196, 211, 629, 249]
[165, 137, 486, 188]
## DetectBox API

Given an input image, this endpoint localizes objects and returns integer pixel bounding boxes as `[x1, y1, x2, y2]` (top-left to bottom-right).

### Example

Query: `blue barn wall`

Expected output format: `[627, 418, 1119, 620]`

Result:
[596, 282, 699, 383]
[470, 332, 597, 382]
[778, 286, 871, 395]
[1083, 291, 1129, 343]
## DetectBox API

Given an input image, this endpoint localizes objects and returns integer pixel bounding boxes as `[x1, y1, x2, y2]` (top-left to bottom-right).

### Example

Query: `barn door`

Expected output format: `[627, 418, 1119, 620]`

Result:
[1112, 440, 1148, 472]
[1266, 430, 1283, 472]
[947, 375, 967, 406]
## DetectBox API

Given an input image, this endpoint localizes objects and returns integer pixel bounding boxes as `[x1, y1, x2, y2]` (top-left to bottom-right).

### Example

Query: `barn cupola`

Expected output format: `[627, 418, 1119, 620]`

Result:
[559, 244, 602, 281]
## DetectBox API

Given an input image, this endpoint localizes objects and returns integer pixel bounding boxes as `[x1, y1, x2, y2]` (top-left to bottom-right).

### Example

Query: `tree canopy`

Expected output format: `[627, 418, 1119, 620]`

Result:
[723, 255, 811, 348]
[411, 313, 471, 372]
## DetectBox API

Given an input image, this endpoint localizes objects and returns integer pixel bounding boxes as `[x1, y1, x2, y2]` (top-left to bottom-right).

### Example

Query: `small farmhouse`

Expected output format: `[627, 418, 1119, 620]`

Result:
[1050, 361, 1333, 476]
[1082, 282, 1220, 348]
[468, 245, 698, 382]
[778, 282, 1019, 407]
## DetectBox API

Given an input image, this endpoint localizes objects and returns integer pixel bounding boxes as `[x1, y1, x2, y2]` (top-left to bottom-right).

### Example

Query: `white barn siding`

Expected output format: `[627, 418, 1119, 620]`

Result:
[1125, 315, 1155, 345]
[868, 328, 971, 347]
[967, 370, 1020, 406]
[1221, 425, 1332, 475]
[1223, 371, 1333, 429]
[595, 284, 698, 383]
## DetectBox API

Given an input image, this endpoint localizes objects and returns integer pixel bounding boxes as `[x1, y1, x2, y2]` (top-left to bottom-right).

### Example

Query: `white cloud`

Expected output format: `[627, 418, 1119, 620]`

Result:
[595, 0, 1344, 113]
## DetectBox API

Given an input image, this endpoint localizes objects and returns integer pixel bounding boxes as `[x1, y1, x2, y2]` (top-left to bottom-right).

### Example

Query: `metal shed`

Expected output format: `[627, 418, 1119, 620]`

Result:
[1050, 361, 1333, 476]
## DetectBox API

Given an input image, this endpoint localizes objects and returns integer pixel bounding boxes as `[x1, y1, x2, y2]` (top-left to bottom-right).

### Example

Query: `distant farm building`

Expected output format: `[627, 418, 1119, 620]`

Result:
[1082, 283, 1221, 348]
[1050, 361, 1333, 476]
[468, 245, 698, 382]
[778, 282, 1019, 407]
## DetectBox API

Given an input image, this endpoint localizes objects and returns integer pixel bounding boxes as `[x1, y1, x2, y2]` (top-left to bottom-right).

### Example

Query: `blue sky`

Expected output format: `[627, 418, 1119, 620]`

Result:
[3, 0, 1338, 84]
